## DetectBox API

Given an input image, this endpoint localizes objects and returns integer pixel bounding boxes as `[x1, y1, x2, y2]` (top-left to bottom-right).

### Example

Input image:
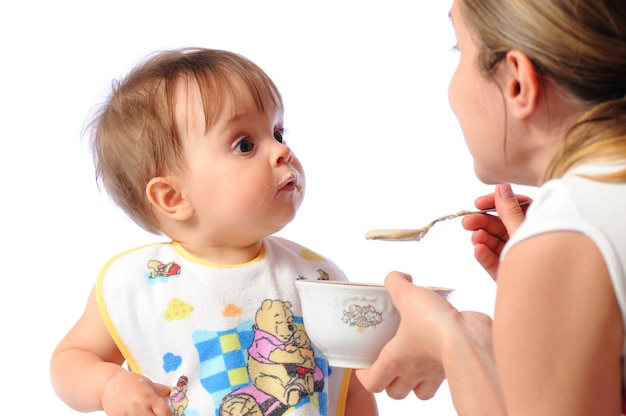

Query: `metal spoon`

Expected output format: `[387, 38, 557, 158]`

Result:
[365, 201, 531, 242]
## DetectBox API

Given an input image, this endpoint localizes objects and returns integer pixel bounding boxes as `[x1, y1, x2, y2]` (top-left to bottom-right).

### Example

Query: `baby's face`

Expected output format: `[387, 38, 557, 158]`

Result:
[173, 80, 305, 246]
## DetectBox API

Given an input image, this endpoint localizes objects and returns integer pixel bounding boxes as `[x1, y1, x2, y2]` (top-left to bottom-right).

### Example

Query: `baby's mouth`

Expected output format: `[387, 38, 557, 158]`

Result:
[279, 170, 300, 192]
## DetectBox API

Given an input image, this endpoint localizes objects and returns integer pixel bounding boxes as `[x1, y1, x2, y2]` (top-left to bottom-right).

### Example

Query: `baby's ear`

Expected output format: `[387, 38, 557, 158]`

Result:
[146, 177, 193, 221]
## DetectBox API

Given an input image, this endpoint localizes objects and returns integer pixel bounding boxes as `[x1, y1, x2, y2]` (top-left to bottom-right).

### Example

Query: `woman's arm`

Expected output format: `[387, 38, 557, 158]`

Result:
[357, 272, 505, 413]
[491, 232, 623, 415]
[357, 232, 623, 415]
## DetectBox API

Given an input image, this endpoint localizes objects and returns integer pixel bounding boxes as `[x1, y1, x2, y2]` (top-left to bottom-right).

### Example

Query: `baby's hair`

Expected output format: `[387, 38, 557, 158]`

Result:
[460, 0, 626, 182]
[86, 48, 283, 234]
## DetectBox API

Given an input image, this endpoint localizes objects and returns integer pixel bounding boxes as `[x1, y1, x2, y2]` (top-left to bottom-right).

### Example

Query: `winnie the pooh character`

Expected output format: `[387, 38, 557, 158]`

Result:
[147, 259, 181, 278]
[247, 299, 323, 406]
[170, 375, 189, 416]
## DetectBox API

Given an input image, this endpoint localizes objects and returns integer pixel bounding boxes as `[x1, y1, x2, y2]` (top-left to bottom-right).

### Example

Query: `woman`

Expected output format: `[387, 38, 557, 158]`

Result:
[356, 0, 626, 414]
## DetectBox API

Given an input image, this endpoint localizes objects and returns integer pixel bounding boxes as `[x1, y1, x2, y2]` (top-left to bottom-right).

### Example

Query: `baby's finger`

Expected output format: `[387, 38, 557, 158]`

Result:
[152, 398, 174, 416]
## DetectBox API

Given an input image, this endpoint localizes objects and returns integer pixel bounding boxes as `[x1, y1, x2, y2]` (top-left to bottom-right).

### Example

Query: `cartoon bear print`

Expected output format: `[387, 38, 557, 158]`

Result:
[170, 375, 189, 416]
[247, 299, 323, 406]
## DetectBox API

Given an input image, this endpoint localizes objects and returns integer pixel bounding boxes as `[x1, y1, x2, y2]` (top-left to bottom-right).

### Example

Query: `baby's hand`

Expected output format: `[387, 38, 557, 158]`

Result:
[101, 370, 173, 416]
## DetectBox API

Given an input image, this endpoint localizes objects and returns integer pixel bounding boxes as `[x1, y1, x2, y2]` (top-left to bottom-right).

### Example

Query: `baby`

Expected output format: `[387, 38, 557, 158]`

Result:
[50, 48, 377, 416]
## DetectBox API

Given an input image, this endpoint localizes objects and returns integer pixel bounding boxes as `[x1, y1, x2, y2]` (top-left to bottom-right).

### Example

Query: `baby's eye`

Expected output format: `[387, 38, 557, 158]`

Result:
[234, 137, 255, 153]
[274, 129, 285, 144]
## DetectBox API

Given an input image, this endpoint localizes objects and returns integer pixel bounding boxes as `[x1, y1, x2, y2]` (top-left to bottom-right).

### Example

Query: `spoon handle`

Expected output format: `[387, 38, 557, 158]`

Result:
[365, 200, 531, 242]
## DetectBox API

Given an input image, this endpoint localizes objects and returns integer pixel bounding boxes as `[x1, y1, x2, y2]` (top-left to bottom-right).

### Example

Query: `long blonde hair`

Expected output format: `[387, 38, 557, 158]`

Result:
[460, 0, 626, 183]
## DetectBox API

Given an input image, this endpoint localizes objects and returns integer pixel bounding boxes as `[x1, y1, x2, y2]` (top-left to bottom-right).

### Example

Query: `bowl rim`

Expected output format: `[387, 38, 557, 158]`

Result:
[295, 279, 454, 295]
[295, 280, 385, 288]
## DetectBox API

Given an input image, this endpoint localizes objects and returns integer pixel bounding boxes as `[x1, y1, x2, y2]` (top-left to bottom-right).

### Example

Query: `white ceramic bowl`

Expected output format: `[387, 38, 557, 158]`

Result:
[295, 280, 453, 368]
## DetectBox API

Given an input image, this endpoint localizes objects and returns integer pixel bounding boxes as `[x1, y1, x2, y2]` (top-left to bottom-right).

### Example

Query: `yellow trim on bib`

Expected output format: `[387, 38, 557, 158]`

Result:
[95, 242, 160, 374]
[171, 240, 266, 267]
[336, 368, 352, 416]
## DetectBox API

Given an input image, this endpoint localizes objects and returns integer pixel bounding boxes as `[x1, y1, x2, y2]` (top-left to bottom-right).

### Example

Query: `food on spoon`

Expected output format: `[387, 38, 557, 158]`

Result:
[365, 227, 429, 241]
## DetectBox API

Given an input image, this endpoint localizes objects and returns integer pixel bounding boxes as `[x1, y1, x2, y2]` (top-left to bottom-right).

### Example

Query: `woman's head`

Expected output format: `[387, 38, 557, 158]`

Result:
[87, 48, 283, 234]
[454, 0, 626, 183]
[461, 0, 626, 105]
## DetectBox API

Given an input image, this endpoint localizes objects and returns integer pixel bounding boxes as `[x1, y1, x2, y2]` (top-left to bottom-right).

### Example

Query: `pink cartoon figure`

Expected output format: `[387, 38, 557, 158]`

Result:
[219, 300, 324, 416]
[170, 375, 189, 416]
[246, 299, 323, 406]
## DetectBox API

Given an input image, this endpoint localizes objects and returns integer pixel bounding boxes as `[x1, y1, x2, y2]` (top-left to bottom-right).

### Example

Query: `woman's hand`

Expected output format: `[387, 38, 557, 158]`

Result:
[461, 183, 531, 280]
[356, 273, 499, 412]
[355, 272, 454, 400]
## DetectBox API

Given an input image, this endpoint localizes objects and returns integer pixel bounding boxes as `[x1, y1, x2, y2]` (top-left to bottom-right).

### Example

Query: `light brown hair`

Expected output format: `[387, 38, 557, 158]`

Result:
[459, 0, 626, 183]
[86, 48, 283, 234]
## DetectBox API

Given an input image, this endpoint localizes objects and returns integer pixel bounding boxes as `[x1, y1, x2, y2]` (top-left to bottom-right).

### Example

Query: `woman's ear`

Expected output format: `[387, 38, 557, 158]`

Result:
[146, 177, 193, 221]
[501, 49, 540, 120]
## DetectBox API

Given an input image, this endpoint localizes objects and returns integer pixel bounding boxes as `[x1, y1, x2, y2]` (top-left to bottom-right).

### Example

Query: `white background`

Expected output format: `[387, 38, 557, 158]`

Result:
[1, 1, 535, 414]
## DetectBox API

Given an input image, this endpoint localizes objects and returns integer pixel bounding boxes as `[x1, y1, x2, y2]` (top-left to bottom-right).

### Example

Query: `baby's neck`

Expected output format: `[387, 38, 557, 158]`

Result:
[175, 240, 264, 265]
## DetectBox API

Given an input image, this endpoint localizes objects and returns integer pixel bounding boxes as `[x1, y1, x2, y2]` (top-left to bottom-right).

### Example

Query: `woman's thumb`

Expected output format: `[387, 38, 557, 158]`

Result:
[495, 183, 526, 236]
